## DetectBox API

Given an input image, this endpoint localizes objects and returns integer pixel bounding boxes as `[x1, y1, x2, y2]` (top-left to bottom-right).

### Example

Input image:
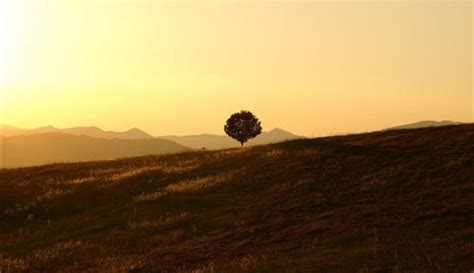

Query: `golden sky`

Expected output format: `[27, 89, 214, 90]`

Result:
[0, 0, 472, 136]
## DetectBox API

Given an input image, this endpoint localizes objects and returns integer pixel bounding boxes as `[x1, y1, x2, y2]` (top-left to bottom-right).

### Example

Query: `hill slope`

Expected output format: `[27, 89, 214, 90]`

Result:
[161, 128, 302, 150]
[0, 133, 190, 168]
[0, 125, 472, 272]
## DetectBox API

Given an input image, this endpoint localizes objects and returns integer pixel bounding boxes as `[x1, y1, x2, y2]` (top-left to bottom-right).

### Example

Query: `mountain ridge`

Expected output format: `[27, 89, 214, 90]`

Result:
[1, 125, 303, 150]
[385, 120, 462, 131]
[0, 132, 190, 168]
[0, 125, 154, 140]
[160, 128, 303, 150]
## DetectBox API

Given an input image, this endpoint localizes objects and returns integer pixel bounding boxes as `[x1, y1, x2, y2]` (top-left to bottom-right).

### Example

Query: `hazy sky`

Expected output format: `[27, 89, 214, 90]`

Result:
[0, 0, 472, 136]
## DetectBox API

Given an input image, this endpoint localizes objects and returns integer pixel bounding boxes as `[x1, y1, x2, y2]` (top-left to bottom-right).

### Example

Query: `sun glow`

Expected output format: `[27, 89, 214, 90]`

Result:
[0, 1, 471, 135]
[0, 4, 17, 86]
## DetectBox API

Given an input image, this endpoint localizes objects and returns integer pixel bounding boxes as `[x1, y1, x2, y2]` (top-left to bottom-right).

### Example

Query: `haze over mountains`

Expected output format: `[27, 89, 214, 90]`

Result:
[1, 125, 302, 148]
[161, 128, 302, 150]
[0, 121, 463, 168]
[0, 125, 154, 139]
[0, 125, 302, 168]
[0, 133, 190, 169]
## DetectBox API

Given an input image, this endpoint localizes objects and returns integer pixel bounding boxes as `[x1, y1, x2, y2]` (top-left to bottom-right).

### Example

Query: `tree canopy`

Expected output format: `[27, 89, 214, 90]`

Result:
[224, 111, 262, 147]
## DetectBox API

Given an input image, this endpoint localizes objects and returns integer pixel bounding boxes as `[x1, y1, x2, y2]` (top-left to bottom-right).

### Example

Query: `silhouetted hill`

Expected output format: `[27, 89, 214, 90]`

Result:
[385, 120, 462, 130]
[0, 125, 154, 139]
[0, 133, 190, 168]
[161, 128, 302, 149]
[0, 124, 472, 272]
[0, 125, 27, 136]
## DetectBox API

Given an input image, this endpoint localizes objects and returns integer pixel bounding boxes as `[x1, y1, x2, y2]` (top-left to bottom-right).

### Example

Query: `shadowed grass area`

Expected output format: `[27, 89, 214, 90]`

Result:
[0, 124, 473, 273]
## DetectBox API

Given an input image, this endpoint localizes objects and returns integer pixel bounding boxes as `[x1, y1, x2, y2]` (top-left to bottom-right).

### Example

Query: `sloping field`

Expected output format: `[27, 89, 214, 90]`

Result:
[0, 125, 472, 273]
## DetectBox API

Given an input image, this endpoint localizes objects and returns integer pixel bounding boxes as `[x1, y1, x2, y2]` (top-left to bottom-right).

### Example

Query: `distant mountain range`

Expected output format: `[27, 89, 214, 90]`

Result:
[0, 133, 190, 168]
[1, 121, 463, 168]
[0, 125, 303, 149]
[0, 125, 153, 139]
[385, 120, 463, 131]
[161, 128, 303, 150]
[0, 125, 302, 168]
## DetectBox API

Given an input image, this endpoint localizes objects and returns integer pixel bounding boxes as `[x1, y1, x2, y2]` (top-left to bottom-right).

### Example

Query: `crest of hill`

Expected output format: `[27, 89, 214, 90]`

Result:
[0, 124, 472, 272]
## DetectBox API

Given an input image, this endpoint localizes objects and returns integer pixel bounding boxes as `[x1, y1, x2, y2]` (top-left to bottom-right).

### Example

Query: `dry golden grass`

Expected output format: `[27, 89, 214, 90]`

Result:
[133, 191, 167, 202]
[165, 171, 236, 193]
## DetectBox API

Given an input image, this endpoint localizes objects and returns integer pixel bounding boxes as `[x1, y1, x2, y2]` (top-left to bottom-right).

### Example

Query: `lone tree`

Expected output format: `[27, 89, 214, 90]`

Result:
[224, 110, 262, 147]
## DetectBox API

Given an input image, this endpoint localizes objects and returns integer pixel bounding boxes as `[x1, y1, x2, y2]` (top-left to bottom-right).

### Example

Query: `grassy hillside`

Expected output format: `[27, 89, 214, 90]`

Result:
[0, 125, 472, 273]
